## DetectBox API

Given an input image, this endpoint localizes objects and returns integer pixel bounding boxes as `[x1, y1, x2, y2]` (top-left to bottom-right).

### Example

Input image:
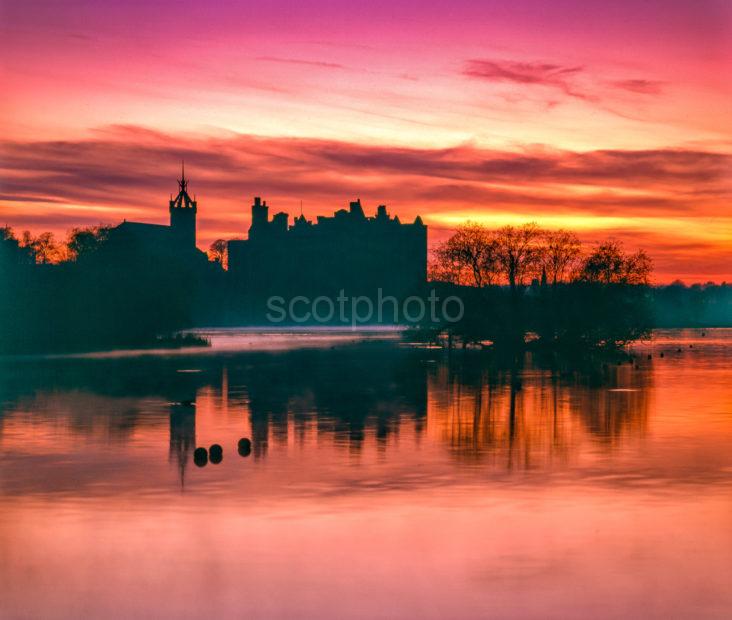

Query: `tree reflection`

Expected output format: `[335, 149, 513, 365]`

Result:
[427, 353, 651, 468]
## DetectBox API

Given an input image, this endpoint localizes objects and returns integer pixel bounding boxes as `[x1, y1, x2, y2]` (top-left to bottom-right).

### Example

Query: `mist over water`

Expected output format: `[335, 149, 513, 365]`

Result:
[1, 329, 730, 619]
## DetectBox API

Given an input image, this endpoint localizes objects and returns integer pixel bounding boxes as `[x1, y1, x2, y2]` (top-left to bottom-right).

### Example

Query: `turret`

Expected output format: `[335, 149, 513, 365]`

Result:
[272, 212, 288, 234]
[349, 199, 365, 219]
[169, 162, 197, 248]
[249, 196, 269, 239]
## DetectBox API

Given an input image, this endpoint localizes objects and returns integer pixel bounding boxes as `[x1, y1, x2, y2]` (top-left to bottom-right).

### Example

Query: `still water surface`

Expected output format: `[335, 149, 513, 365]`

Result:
[1, 329, 730, 618]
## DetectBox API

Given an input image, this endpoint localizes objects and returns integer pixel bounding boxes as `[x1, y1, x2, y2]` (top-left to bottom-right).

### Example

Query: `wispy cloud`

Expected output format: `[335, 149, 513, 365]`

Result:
[1, 124, 728, 216]
[463, 60, 582, 86]
[2, 126, 729, 280]
[463, 58, 667, 108]
[610, 79, 665, 95]
[256, 56, 346, 70]
[462, 59, 593, 101]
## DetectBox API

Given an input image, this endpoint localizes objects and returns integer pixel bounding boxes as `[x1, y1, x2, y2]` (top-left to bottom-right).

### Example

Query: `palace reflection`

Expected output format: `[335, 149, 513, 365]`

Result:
[169, 403, 196, 484]
[0, 345, 652, 489]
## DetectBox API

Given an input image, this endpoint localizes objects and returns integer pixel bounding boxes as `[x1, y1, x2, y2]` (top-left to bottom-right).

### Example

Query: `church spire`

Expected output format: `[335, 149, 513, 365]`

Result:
[170, 163, 197, 248]
[179, 160, 188, 192]
[170, 163, 196, 212]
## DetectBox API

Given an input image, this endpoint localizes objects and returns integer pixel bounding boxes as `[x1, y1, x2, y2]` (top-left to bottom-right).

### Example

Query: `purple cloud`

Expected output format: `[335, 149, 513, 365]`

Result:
[611, 79, 665, 95]
[1, 126, 729, 225]
[463, 59, 667, 106]
[256, 56, 346, 70]
[462, 59, 593, 101]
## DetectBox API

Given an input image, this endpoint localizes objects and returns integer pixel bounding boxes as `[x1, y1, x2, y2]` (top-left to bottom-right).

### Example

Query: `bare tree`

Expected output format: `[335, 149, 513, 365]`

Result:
[431, 223, 498, 287]
[494, 223, 543, 291]
[208, 239, 228, 269]
[1, 226, 34, 265]
[580, 240, 652, 285]
[20, 231, 60, 264]
[622, 249, 653, 285]
[541, 229, 582, 285]
[20, 230, 33, 249]
[429, 247, 464, 285]
[66, 225, 111, 261]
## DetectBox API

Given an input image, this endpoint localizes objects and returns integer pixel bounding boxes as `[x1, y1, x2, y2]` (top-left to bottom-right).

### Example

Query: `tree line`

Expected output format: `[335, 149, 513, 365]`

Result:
[424, 223, 655, 351]
[431, 223, 652, 289]
[1, 224, 223, 354]
[2, 225, 230, 267]
[2, 221, 728, 354]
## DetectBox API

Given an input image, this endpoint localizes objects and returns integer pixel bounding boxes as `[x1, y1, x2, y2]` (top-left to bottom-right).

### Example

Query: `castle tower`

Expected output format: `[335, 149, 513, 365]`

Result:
[169, 162, 197, 248]
[249, 196, 269, 240]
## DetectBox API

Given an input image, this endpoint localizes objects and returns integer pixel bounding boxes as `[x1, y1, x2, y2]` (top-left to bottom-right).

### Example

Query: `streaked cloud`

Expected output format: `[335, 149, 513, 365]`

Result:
[463, 60, 583, 87]
[1, 125, 730, 281]
[2, 0, 731, 282]
[255, 56, 346, 70]
[463, 58, 670, 108]
[610, 79, 665, 95]
[2, 126, 729, 206]
[463, 59, 593, 101]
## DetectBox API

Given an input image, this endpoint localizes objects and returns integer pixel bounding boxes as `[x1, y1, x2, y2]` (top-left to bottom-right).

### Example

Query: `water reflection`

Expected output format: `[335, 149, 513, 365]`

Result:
[0, 343, 655, 487]
[427, 355, 651, 468]
[169, 403, 196, 481]
[1, 331, 731, 619]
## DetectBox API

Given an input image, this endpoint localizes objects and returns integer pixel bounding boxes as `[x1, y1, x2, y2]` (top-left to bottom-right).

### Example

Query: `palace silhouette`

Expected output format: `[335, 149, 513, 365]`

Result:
[102, 169, 427, 311]
[228, 196, 427, 306]
[91, 168, 428, 323]
[3, 166, 729, 355]
[0, 167, 431, 351]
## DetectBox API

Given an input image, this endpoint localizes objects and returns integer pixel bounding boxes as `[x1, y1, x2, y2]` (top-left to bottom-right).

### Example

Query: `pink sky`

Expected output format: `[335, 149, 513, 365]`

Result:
[1, 0, 731, 282]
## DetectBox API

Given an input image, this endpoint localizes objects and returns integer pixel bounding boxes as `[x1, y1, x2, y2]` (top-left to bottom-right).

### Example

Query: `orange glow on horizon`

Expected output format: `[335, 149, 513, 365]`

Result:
[1, 1, 730, 282]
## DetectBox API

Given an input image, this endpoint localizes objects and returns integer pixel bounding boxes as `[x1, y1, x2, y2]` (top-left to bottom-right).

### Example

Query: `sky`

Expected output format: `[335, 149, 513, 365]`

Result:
[1, 0, 731, 282]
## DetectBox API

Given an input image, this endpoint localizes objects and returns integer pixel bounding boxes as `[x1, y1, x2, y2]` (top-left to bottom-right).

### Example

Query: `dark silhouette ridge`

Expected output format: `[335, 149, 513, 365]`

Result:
[421, 223, 729, 351]
[0, 171, 222, 353]
[0, 170, 430, 352]
[2, 168, 729, 355]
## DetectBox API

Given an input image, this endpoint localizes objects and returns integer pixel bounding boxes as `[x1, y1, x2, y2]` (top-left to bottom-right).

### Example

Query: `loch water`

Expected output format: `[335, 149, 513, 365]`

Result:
[1, 328, 730, 619]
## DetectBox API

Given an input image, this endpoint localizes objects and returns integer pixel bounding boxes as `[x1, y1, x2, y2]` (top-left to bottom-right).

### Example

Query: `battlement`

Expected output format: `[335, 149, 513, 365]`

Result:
[247, 197, 425, 243]
[228, 197, 428, 312]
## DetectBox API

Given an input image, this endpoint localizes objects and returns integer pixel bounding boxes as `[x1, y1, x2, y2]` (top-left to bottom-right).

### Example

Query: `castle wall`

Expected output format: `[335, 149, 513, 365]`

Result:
[227, 199, 427, 320]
